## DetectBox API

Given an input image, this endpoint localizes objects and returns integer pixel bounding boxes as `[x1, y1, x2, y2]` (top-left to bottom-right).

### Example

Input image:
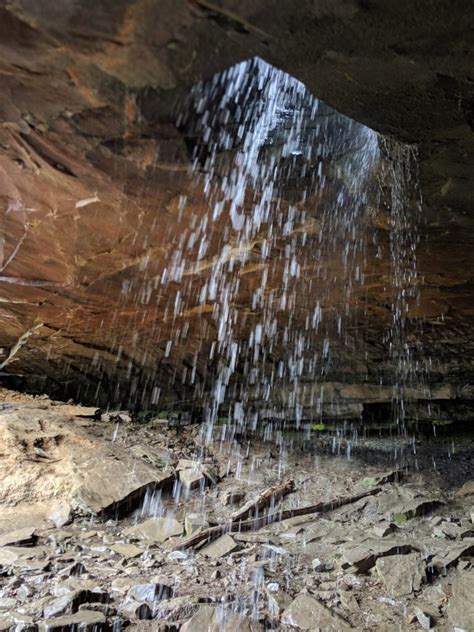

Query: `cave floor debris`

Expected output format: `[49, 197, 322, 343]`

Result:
[0, 389, 473, 631]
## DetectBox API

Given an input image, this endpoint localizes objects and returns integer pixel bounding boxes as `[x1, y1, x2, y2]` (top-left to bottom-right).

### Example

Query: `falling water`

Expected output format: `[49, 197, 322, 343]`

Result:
[381, 140, 425, 428]
[166, 57, 422, 438]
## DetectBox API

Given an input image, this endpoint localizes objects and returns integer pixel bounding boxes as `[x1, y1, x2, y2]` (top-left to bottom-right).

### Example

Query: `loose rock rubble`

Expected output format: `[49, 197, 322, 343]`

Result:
[0, 388, 473, 630]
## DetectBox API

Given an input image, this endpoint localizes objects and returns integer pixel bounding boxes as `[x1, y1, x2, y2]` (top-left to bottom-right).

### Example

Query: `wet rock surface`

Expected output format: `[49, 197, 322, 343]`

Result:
[0, 389, 473, 630]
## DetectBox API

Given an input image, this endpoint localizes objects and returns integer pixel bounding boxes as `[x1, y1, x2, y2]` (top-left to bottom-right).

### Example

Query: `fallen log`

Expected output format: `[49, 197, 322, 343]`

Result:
[230, 479, 296, 522]
[176, 486, 382, 550]
[276, 486, 382, 521]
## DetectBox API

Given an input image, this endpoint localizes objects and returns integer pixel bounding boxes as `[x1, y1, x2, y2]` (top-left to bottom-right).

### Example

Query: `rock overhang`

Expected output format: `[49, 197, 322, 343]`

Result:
[0, 1, 472, 421]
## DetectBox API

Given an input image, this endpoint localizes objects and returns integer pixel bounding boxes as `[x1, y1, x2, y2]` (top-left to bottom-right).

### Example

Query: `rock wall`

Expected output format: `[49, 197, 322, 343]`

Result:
[0, 1, 472, 420]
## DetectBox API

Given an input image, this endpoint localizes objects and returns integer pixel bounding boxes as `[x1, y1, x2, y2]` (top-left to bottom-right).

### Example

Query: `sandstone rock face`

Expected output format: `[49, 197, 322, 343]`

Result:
[0, 1, 472, 418]
[0, 399, 174, 532]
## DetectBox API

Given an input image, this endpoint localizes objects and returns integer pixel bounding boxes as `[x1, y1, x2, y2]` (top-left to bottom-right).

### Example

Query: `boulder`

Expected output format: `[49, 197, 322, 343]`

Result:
[153, 596, 201, 622]
[454, 481, 474, 498]
[185, 513, 210, 536]
[446, 571, 474, 630]
[311, 558, 332, 572]
[43, 589, 109, 619]
[281, 593, 351, 630]
[375, 553, 426, 597]
[118, 601, 153, 620]
[431, 543, 474, 572]
[130, 444, 173, 468]
[389, 499, 444, 523]
[433, 521, 474, 540]
[0, 545, 49, 568]
[127, 583, 173, 602]
[266, 588, 295, 620]
[413, 607, 434, 630]
[342, 539, 418, 572]
[339, 590, 360, 613]
[377, 490, 444, 524]
[221, 490, 246, 506]
[0, 526, 37, 547]
[177, 460, 218, 490]
[0, 548, 21, 567]
[110, 543, 143, 558]
[181, 605, 262, 631]
[372, 522, 398, 538]
[124, 517, 183, 543]
[0, 598, 17, 610]
[179, 468, 206, 490]
[200, 534, 237, 558]
[38, 610, 106, 631]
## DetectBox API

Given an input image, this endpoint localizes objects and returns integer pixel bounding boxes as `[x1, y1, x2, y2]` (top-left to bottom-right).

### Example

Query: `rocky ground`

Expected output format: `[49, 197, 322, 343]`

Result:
[0, 388, 473, 631]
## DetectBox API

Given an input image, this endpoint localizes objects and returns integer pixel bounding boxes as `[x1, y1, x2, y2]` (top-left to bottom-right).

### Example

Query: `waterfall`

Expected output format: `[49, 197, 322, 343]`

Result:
[381, 140, 425, 428]
[160, 57, 422, 437]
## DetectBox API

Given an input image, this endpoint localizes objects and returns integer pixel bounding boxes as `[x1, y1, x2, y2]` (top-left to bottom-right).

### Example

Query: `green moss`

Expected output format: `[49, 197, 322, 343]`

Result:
[311, 422, 326, 431]
[431, 419, 453, 426]
[133, 411, 148, 424]
[391, 512, 409, 525]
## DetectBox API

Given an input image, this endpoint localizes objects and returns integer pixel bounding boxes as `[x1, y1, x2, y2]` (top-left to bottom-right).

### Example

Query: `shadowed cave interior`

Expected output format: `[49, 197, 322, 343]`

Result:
[0, 2, 473, 631]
